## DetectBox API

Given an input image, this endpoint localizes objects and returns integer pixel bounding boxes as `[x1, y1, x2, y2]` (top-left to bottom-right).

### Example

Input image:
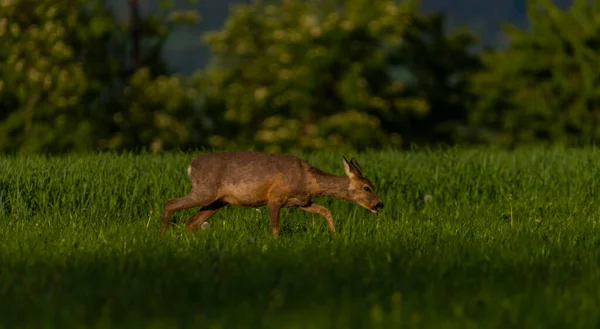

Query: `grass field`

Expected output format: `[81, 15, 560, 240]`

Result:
[1, 148, 599, 328]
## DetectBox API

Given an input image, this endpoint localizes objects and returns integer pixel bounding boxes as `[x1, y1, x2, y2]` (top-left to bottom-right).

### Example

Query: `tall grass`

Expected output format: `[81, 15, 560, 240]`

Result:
[1, 148, 599, 328]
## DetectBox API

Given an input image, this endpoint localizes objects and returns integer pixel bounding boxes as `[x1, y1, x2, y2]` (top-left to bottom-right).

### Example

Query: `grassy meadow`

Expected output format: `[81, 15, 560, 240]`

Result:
[0, 147, 599, 328]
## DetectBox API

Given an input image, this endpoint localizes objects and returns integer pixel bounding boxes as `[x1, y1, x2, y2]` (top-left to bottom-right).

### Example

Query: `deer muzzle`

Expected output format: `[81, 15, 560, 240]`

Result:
[371, 201, 384, 213]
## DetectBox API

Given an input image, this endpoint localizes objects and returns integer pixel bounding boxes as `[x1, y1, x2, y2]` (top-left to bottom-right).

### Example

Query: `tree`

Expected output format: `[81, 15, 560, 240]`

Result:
[93, 0, 207, 152]
[391, 12, 481, 146]
[0, 0, 205, 153]
[0, 0, 89, 153]
[469, 0, 600, 147]
[199, 0, 428, 152]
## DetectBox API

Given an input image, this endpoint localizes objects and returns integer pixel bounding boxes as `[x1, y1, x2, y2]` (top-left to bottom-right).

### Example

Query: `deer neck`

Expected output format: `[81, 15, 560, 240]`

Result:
[312, 169, 351, 200]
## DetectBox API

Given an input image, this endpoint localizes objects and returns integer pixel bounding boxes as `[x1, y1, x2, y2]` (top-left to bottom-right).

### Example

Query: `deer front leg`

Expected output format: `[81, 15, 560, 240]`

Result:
[267, 202, 283, 237]
[299, 202, 336, 235]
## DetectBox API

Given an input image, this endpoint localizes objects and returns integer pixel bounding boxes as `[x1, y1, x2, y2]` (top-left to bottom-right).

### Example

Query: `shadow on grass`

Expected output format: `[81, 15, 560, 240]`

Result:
[1, 239, 598, 329]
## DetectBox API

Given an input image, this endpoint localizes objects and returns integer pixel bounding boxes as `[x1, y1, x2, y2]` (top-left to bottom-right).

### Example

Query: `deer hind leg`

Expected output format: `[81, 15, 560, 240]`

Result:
[267, 202, 283, 237]
[186, 200, 228, 232]
[161, 194, 212, 235]
[299, 202, 336, 235]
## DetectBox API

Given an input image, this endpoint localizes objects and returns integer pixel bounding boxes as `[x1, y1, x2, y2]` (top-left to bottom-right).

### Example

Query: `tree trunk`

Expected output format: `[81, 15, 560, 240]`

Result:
[129, 0, 141, 72]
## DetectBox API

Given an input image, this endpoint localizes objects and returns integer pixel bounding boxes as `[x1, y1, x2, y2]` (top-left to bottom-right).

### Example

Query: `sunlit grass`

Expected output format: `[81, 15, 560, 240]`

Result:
[1, 148, 599, 328]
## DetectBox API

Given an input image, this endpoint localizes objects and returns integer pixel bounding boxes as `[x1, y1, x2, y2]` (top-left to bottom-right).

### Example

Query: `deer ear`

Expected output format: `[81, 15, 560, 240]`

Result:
[350, 158, 363, 176]
[342, 156, 360, 179]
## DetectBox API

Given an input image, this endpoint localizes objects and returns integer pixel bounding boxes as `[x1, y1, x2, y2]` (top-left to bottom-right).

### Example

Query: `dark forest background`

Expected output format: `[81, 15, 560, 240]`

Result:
[1, 0, 595, 154]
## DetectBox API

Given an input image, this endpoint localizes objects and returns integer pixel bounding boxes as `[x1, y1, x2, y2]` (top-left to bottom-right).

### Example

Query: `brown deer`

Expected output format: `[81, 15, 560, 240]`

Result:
[161, 150, 383, 236]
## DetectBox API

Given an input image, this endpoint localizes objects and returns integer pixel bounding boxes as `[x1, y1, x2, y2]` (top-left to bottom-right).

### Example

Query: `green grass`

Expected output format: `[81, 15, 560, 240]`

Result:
[1, 148, 599, 329]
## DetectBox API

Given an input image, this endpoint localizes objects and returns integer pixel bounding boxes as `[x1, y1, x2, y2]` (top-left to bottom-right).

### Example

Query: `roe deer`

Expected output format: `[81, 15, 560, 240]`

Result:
[161, 150, 383, 236]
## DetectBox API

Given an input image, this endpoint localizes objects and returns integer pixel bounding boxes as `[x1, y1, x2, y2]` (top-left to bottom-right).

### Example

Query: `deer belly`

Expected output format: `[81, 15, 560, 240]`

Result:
[283, 196, 310, 207]
[219, 183, 270, 207]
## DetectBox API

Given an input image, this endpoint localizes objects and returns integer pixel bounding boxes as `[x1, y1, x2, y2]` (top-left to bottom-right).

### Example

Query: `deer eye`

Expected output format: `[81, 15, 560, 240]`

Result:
[363, 186, 371, 192]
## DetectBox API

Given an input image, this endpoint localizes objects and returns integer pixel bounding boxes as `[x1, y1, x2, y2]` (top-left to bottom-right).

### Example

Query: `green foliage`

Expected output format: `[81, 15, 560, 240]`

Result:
[103, 68, 206, 152]
[200, 0, 481, 152]
[1, 148, 600, 327]
[0, 0, 90, 153]
[469, 0, 600, 147]
[201, 0, 428, 152]
[0, 0, 203, 154]
[0, 0, 483, 154]
[81, 0, 204, 153]
[395, 13, 481, 145]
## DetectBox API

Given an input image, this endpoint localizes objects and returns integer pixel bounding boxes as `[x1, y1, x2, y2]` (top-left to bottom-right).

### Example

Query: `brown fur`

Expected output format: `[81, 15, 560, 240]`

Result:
[161, 150, 384, 236]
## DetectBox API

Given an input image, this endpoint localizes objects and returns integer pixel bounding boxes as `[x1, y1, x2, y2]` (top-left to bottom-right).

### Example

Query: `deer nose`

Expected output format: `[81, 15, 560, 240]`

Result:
[375, 201, 384, 210]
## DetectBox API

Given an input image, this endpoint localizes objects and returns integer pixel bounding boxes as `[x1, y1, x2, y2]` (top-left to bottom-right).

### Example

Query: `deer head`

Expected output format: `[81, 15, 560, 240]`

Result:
[342, 156, 384, 214]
